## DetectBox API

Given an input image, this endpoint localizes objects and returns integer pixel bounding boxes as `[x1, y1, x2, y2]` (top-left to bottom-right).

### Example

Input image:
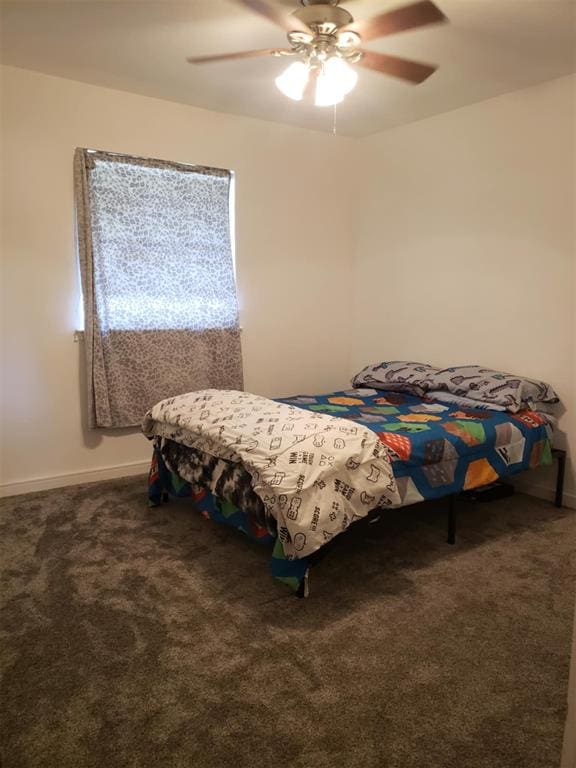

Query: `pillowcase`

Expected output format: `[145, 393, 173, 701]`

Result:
[426, 390, 506, 412]
[352, 361, 439, 396]
[429, 365, 559, 413]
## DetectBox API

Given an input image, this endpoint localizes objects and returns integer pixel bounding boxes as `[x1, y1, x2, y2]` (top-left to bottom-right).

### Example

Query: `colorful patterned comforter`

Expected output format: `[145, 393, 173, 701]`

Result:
[277, 388, 553, 503]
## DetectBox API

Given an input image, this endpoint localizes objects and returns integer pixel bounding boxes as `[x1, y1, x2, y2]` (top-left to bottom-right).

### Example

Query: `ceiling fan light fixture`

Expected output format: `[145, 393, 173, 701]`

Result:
[337, 31, 362, 49]
[275, 60, 309, 101]
[315, 56, 358, 107]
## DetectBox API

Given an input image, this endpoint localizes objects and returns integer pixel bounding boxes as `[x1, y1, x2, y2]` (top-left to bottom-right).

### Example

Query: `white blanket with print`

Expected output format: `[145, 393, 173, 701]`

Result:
[142, 389, 400, 558]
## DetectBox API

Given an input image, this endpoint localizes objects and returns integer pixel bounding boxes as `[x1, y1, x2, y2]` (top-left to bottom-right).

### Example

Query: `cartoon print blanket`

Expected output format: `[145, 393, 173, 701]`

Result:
[142, 389, 400, 558]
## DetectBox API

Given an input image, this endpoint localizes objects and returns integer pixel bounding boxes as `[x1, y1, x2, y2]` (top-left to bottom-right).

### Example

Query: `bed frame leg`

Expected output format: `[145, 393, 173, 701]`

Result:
[295, 570, 310, 599]
[553, 449, 567, 509]
[447, 495, 456, 545]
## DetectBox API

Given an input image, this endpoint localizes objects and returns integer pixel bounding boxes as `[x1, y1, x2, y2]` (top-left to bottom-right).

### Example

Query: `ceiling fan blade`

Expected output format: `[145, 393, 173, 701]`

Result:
[348, 0, 447, 42]
[358, 50, 437, 83]
[233, 0, 312, 34]
[187, 48, 290, 64]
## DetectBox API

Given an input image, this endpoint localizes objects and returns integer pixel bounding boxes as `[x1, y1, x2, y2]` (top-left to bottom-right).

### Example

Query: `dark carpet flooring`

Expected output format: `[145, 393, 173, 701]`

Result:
[0, 477, 574, 768]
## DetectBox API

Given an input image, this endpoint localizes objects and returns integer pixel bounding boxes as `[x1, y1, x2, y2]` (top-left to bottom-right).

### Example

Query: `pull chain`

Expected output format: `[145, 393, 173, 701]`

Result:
[332, 102, 337, 136]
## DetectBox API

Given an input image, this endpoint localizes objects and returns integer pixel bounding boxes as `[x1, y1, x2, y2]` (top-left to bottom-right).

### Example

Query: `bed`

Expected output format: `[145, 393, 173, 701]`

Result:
[144, 364, 563, 596]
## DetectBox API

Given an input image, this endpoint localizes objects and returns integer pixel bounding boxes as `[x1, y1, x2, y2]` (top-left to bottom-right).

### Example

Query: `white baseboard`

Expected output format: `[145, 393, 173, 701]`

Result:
[0, 460, 150, 499]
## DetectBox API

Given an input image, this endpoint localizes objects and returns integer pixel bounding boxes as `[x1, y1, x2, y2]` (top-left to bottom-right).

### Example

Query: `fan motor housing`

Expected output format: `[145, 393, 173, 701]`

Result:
[301, 0, 340, 6]
[294, 4, 353, 33]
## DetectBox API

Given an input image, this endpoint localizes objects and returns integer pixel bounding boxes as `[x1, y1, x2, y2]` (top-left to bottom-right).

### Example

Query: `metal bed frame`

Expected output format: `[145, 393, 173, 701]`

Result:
[298, 448, 568, 597]
[447, 447, 566, 545]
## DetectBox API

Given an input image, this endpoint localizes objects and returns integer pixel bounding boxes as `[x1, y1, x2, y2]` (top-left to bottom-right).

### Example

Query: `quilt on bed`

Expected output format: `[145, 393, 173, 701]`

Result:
[276, 388, 553, 504]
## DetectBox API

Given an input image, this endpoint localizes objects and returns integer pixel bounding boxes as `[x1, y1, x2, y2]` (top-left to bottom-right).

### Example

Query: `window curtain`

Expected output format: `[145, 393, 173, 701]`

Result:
[74, 148, 243, 429]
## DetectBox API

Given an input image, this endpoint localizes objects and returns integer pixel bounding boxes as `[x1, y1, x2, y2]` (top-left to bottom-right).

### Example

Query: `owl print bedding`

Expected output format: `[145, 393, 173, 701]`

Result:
[144, 385, 554, 594]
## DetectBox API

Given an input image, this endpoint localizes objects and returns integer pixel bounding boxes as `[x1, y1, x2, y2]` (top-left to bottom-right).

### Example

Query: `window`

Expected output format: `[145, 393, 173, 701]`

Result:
[87, 153, 238, 331]
[75, 149, 243, 429]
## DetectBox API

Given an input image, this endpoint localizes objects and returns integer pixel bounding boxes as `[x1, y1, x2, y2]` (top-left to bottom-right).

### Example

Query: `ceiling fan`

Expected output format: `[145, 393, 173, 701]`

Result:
[187, 0, 448, 107]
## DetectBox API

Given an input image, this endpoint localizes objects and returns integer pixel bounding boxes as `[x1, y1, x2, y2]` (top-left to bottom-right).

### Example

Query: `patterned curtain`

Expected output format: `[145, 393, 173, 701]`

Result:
[74, 149, 243, 428]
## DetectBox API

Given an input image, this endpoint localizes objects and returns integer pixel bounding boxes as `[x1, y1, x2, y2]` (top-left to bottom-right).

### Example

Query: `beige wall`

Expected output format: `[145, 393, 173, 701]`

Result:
[351, 75, 576, 503]
[0, 65, 357, 489]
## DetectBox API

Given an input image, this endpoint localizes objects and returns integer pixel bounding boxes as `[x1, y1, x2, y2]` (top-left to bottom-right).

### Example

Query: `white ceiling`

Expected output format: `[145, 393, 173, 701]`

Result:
[1, 0, 575, 137]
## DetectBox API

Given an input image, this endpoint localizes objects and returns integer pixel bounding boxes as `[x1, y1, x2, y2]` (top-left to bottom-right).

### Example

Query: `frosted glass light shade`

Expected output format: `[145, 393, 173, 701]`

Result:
[315, 57, 358, 107]
[326, 57, 358, 95]
[275, 61, 309, 101]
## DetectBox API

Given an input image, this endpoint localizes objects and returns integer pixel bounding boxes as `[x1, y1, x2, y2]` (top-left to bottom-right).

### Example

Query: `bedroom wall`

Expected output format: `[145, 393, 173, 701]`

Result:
[350, 74, 576, 505]
[0, 65, 358, 492]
